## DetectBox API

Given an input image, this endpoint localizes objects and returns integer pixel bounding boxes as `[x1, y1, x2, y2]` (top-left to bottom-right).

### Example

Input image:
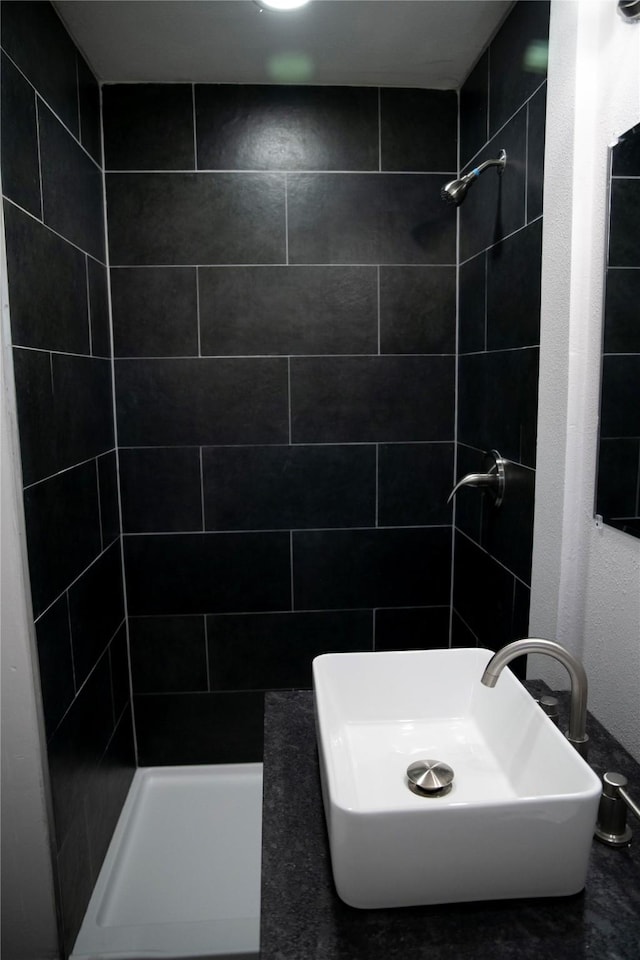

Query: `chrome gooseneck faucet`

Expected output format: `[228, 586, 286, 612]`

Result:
[480, 638, 590, 758]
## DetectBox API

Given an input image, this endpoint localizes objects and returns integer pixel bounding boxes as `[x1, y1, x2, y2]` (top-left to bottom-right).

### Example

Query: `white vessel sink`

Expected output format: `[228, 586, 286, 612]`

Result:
[313, 647, 601, 909]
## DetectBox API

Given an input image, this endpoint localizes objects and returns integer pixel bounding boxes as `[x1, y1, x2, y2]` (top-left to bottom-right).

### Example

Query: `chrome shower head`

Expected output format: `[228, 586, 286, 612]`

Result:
[441, 149, 507, 206]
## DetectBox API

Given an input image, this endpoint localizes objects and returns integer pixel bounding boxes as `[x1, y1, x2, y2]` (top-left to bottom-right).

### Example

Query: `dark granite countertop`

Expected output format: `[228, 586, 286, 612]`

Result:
[260, 685, 640, 960]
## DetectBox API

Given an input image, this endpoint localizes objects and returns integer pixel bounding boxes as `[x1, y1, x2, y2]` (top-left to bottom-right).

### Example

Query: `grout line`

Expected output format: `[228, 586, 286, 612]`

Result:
[372, 608, 377, 651]
[65, 591, 78, 693]
[486, 45, 491, 143]
[376, 265, 381, 355]
[462, 77, 548, 173]
[196, 266, 201, 357]
[85, 255, 93, 356]
[103, 167, 457, 176]
[378, 88, 382, 172]
[375, 443, 380, 527]
[284, 173, 289, 265]
[13, 343, 107, 360]
[204, 615, 211, 692]
[289, 532, 295, 610]
[23, 449, 115, 491]
[458, 216, 543, 267]
[116, 440, 454, 450]
[95, 458, 104, 552]
[126, 605, 450, 623]
[524, 102, 529, 224]
[111, 351, 456, 361]
[75, 54, 82, 149]
[459, 344, 539, 358]
[34, 94, 44, 221]
[484, 250, 488, 351]
[455, 527, 532, 589]
[108, 262, 458, 270]
[199, 446, 205, 531]
[122, 523, 453, 537]
[192, 83, 198, 170]
[287, 357, 293, 443]
[2, 196, 108, 266]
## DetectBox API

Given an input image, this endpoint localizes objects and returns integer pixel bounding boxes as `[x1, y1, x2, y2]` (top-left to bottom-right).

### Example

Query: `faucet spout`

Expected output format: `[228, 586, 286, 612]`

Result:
[481, 638, 589, 758]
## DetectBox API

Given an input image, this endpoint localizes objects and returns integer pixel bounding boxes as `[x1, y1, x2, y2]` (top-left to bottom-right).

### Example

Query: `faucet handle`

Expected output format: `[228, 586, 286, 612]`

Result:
[447, 449, 506, 506]
[594, 772, 640, 847]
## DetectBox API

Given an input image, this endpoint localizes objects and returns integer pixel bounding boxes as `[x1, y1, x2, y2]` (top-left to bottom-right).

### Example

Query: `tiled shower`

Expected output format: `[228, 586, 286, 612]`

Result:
[0, 0, 548, 951]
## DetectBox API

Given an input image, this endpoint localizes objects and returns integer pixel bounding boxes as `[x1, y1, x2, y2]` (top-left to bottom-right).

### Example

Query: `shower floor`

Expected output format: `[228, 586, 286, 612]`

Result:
[71, 764, 263, 959]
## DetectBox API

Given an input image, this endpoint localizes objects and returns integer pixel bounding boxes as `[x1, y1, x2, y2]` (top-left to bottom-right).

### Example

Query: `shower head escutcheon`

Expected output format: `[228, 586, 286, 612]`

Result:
[441, 149, 507, 206]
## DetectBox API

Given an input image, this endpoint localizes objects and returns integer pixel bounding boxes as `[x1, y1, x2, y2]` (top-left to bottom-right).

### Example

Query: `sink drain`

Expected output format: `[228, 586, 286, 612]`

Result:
[406, 759, 454, 798]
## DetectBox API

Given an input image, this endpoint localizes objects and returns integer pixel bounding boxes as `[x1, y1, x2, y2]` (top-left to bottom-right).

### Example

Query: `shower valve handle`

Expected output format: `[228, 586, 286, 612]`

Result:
[447, 449, 506, 506]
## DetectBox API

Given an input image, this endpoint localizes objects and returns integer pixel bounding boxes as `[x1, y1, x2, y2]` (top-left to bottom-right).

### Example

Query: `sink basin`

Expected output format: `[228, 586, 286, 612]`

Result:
[312, 647, 601, 909]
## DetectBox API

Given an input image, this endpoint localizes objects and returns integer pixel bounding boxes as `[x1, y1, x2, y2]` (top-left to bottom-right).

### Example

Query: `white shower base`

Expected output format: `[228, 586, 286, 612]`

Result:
[71, 763, 262, 960]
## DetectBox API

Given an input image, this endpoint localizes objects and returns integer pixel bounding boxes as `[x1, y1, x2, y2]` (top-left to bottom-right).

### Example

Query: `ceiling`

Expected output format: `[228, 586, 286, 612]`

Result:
[53, 0, 513, 89]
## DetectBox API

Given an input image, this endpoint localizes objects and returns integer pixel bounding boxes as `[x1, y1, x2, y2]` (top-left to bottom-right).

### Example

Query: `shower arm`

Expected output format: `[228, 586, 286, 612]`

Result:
[466, 149, 507, 180]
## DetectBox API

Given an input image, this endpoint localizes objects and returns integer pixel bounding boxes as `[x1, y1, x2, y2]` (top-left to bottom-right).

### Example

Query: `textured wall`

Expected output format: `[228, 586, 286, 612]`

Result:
[452, 1, 549, 660]
[103, 82, 459, 764]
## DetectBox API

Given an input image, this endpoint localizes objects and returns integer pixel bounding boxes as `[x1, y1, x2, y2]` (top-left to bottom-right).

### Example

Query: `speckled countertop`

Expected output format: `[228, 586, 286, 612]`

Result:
[260, 686, 640, 960]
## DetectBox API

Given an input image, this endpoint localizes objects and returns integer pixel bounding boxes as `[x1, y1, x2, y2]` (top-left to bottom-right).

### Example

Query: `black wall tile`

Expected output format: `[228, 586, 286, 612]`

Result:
[459, 109, 527, 262]
[377, 443, 454, 526]
[1, 0, 79, 136]
[23, 461, 102, 617]
[458, 348, 539, 467]
[374, 607, 450, 651]
[488, 1, 549, 137]
[12, 347, 57, 486]
[1, 52, 41, 216]
[97, 451, 120, 547]
[380, 89, 457, 172]
[47, 652, 115, 848]
[452, 445, 484, 544]
[199, 265, 377, 356]
[452, 532, 521, 651]
[134, 691, 265, 764]
[596, 439, 640, 520]
[379, 266, 456, 354]
[88, 259, 111, 358]
[109, 625, 131, 721]
[604, 269, 640, 354]
[68, 542, 125, 688]
[57, 811, 93, 955]
[287, 173, 456, 265]
[195, 84, 378, 171]
[129, 616, 207, 693]
[4, 201, 89, 353]
[293, 527, 451, 611]
[106, 172, 286, 265]
[480, 460, 535, 585]
[612, 122, 640, 176]
[459, 254, 486, 354]
[600, 355, 640, 438]
[291, 356, 454, 444]
[608, 180, 640, 268]
[119, 447, 203, 532]
[527, 84, 546, 222]
[202, 444, 376, 530]
[84, 707, 135, 881]
[207, 610, 373, 690]
[77, 55, 101, 166]
[52, 355, 115, 469]
[116, 358, 289, 446]
[124, 532, 291, 615]
[111, 267, 198, 357]
[451, 610, 478, 648]
[103, 84, 195, 170]
[39, 102, 105, 261]
[460, 51, 488, 168]
[486, 220, 542, 350]
[35, 594, 75, 739]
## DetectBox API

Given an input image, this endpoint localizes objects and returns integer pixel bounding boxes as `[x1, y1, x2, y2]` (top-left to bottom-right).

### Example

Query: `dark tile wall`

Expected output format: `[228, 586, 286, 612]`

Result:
[453, 1, 549, 655]
[596, 122, 640, 538]
[103, 82, 458, 764]
[1, 3, 134, 953]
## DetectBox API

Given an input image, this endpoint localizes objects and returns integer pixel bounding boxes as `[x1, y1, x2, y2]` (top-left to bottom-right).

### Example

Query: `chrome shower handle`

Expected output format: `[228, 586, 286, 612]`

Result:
[447, 449, 506, 506]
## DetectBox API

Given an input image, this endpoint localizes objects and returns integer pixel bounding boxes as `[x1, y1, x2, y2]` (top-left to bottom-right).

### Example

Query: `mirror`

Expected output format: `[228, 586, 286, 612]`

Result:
[595, 121, 640, 538]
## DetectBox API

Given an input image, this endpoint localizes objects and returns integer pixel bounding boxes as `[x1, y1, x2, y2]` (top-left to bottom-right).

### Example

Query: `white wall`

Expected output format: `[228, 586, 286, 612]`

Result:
[1, 209, 60, 956]
[531, 0, 640, 762]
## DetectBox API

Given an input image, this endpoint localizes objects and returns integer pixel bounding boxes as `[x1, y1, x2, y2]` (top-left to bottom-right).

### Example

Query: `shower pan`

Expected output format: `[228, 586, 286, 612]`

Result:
[71, 765, 262, 960]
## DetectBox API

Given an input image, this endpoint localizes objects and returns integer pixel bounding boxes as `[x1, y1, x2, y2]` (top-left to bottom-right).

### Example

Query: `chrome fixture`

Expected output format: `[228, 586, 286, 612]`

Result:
[406, 759, 454, 798]
[447, 449, 506, 506]
[594, 772, 640, 846]
[441, 149, 507, 206]
[538, 695, 560, 726]
[618, 0, 640, 22]
[480, 638, 590, 758]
